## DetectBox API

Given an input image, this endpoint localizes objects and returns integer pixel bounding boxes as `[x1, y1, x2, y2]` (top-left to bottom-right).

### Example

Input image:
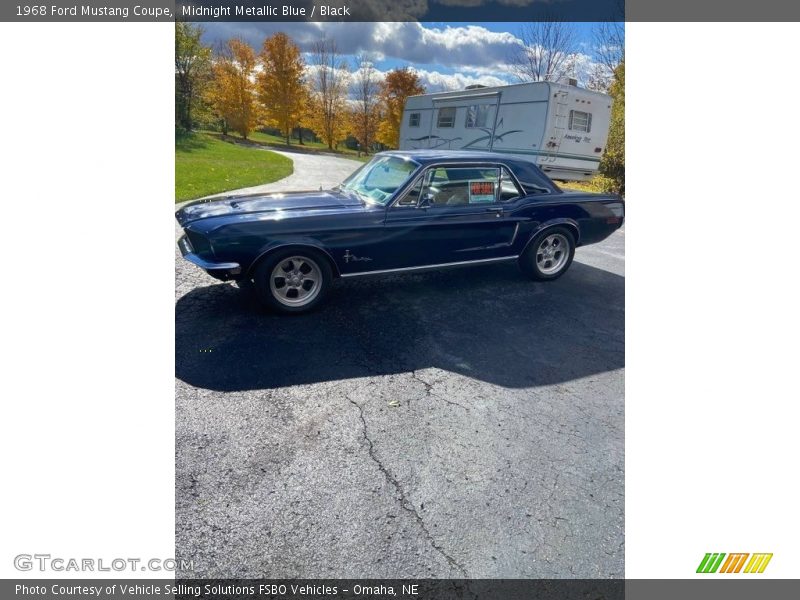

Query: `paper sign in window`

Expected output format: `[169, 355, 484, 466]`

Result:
[469, 180, 496, 203]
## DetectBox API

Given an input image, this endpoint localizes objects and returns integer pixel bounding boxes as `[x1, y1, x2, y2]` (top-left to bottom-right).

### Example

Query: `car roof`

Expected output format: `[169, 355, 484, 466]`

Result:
[378, 149, 537, 166]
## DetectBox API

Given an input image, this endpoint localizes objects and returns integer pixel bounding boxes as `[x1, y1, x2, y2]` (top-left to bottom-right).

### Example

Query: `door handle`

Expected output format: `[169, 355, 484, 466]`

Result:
[484, 207, 503, 217]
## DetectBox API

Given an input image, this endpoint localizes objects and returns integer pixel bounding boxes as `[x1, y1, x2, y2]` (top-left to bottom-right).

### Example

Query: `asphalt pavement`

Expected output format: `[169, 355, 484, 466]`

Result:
[175, 150, 624, 578]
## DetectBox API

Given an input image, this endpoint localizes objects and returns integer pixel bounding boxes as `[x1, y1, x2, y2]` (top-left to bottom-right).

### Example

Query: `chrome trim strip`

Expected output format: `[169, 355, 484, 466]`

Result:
[182, 252, 241, 273]
[387, 160, 532, 208]
[510, 221, 520, 245]
[340, 255, 518, 278]
[178, 237, 241, 273]
[385, 159, 532, 210]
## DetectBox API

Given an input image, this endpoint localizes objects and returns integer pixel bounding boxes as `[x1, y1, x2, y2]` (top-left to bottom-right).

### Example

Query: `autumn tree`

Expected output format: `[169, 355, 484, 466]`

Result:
[308, 38, 350, 150]
[376, 67, 424, 149]
[175, 22, 211, 131]
[258, 32, 308, 145]
[349, 53, 381, 154]
[511, 19, 577, 82]
[584, 61, 613, 93]
[208, 39, 259, 139]
[599, 60, 624, 194]
[594, 0, 625, 73]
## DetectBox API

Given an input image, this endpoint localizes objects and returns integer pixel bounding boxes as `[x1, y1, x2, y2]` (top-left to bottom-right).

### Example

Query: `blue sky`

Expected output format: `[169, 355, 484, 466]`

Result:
[201, 21, 621, 90]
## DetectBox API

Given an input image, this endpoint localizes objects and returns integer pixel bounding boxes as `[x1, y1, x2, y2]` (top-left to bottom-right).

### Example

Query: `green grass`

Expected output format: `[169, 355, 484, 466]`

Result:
[175, 131, 294, 202]
[222, 130, 371, 162]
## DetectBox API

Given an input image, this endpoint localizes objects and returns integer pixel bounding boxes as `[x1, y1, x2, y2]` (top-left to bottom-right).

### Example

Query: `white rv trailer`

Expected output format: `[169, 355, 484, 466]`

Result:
[399, 81, 613, 182]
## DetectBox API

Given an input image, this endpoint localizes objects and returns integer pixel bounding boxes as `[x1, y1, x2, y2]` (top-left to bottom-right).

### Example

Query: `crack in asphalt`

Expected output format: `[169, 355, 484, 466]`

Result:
[347, 395, 469, 577]
[410, 370, 470, 411]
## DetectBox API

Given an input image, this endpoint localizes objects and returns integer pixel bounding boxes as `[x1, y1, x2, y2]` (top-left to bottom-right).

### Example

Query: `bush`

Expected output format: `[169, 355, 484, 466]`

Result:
[560, 175, 619, 195]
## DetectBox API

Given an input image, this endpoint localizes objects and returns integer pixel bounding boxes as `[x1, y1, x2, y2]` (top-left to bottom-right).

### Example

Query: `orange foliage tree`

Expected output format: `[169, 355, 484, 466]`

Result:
[376, 67, 425, 149]
[208, 38, 259, 139]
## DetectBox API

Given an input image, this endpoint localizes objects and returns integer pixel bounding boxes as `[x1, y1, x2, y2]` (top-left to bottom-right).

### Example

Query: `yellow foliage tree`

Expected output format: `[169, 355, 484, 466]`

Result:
[349, 54, 381, 154]
[175, 22, 211, 131]
[599, 60, 624, 194]
[376, 67, 425, 149]
[308, 39, 351, 150]
[208, 38, 259, 139]
[258, 32, 307, 145]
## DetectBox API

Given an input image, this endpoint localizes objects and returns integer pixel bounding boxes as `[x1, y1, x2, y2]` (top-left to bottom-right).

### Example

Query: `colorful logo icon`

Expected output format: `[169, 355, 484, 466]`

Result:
[697, 553, 773, 574]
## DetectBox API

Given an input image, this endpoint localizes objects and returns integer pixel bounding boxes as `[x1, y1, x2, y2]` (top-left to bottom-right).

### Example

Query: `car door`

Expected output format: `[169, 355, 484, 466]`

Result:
[381, 164, 521, 269]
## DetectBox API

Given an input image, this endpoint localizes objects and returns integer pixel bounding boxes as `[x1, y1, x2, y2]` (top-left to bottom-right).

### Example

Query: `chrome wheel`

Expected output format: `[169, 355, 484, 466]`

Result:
[269, 256, 322, 307]
[536, 233, 570, 275]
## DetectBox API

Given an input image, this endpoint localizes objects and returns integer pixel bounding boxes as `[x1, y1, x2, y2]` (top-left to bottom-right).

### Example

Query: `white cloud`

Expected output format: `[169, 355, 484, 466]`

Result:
[204, 22, 521, 71]
[202, 22, 618, 94]
[409, 68, 510, 91]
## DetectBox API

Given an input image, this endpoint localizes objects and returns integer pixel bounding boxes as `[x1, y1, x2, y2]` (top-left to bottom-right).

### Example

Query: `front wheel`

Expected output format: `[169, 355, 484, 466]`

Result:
[519, 227, 576, 281]
[253, 249, 333, 314]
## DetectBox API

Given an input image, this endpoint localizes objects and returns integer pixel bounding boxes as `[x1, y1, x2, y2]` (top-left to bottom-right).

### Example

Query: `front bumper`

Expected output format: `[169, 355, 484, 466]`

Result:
[178, 235, 241, 279]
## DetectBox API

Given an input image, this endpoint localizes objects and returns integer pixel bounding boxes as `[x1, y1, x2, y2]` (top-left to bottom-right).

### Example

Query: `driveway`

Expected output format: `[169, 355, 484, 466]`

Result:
[175, 150, 624, 578]
[204, 149, 362, 198]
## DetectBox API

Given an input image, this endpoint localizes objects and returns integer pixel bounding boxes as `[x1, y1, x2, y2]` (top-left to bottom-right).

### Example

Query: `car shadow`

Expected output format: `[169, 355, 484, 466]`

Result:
[175, 261, 624, 391]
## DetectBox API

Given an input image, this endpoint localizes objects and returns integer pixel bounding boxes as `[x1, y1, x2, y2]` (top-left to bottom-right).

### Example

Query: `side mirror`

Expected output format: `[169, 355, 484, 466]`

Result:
[419, 192, 435, 207]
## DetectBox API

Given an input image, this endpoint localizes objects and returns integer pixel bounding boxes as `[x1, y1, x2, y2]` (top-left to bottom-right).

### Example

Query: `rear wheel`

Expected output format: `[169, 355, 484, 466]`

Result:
[519, 227, 576, 281]
[253, 249, 332, 314]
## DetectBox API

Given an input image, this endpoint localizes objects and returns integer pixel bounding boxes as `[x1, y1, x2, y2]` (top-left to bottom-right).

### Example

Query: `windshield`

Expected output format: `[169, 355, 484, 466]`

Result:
[340, 155, 420, 205]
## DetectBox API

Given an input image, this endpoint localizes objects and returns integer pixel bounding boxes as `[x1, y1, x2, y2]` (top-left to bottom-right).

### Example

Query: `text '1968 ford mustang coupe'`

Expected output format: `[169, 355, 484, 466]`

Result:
[176, 150, 624, 314]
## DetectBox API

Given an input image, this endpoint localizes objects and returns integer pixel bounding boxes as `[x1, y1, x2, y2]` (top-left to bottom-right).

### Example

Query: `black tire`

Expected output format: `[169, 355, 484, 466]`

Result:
[519, 226, 576, 281]
[252, 248, 333, 314]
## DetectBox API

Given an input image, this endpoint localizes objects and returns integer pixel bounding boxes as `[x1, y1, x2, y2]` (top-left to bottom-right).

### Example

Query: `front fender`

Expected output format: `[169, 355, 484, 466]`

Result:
[247, 237, 340, 277]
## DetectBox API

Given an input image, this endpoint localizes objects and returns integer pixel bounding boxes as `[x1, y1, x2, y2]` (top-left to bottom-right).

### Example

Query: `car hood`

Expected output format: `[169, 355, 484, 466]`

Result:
[175, 189, 362, 226]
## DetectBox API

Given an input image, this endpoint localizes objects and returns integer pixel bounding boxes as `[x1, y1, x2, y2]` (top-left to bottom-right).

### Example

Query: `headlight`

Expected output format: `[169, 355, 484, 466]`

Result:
[178, 235, 193, 255]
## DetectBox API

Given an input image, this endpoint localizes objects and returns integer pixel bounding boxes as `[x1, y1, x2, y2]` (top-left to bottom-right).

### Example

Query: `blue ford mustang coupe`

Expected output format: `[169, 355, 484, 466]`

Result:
[176, 150, 624, 313]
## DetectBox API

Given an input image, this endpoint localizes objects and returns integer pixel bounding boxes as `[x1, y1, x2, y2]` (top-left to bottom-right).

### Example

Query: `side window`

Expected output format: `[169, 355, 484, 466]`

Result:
[395, 177, 423, 207]
[437, 107, 456, 128]
[569, 110, 592, 133]
[465, 104, 493, 128]
[408, 112, 420, 127]
[498, 167, 523, 202]
[422, 167, 500, 207]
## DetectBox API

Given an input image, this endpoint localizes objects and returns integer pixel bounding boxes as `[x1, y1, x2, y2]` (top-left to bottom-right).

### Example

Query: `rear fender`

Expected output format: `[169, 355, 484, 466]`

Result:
[521, 218, 581, 254]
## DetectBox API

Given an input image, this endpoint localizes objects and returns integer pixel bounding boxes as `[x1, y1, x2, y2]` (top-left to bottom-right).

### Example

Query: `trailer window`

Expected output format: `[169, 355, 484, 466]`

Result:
[569, 110, 592, 133]
[408, 112, 420, 127]
[437, 107, 456, 128]
[465, 104, 493, 128]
